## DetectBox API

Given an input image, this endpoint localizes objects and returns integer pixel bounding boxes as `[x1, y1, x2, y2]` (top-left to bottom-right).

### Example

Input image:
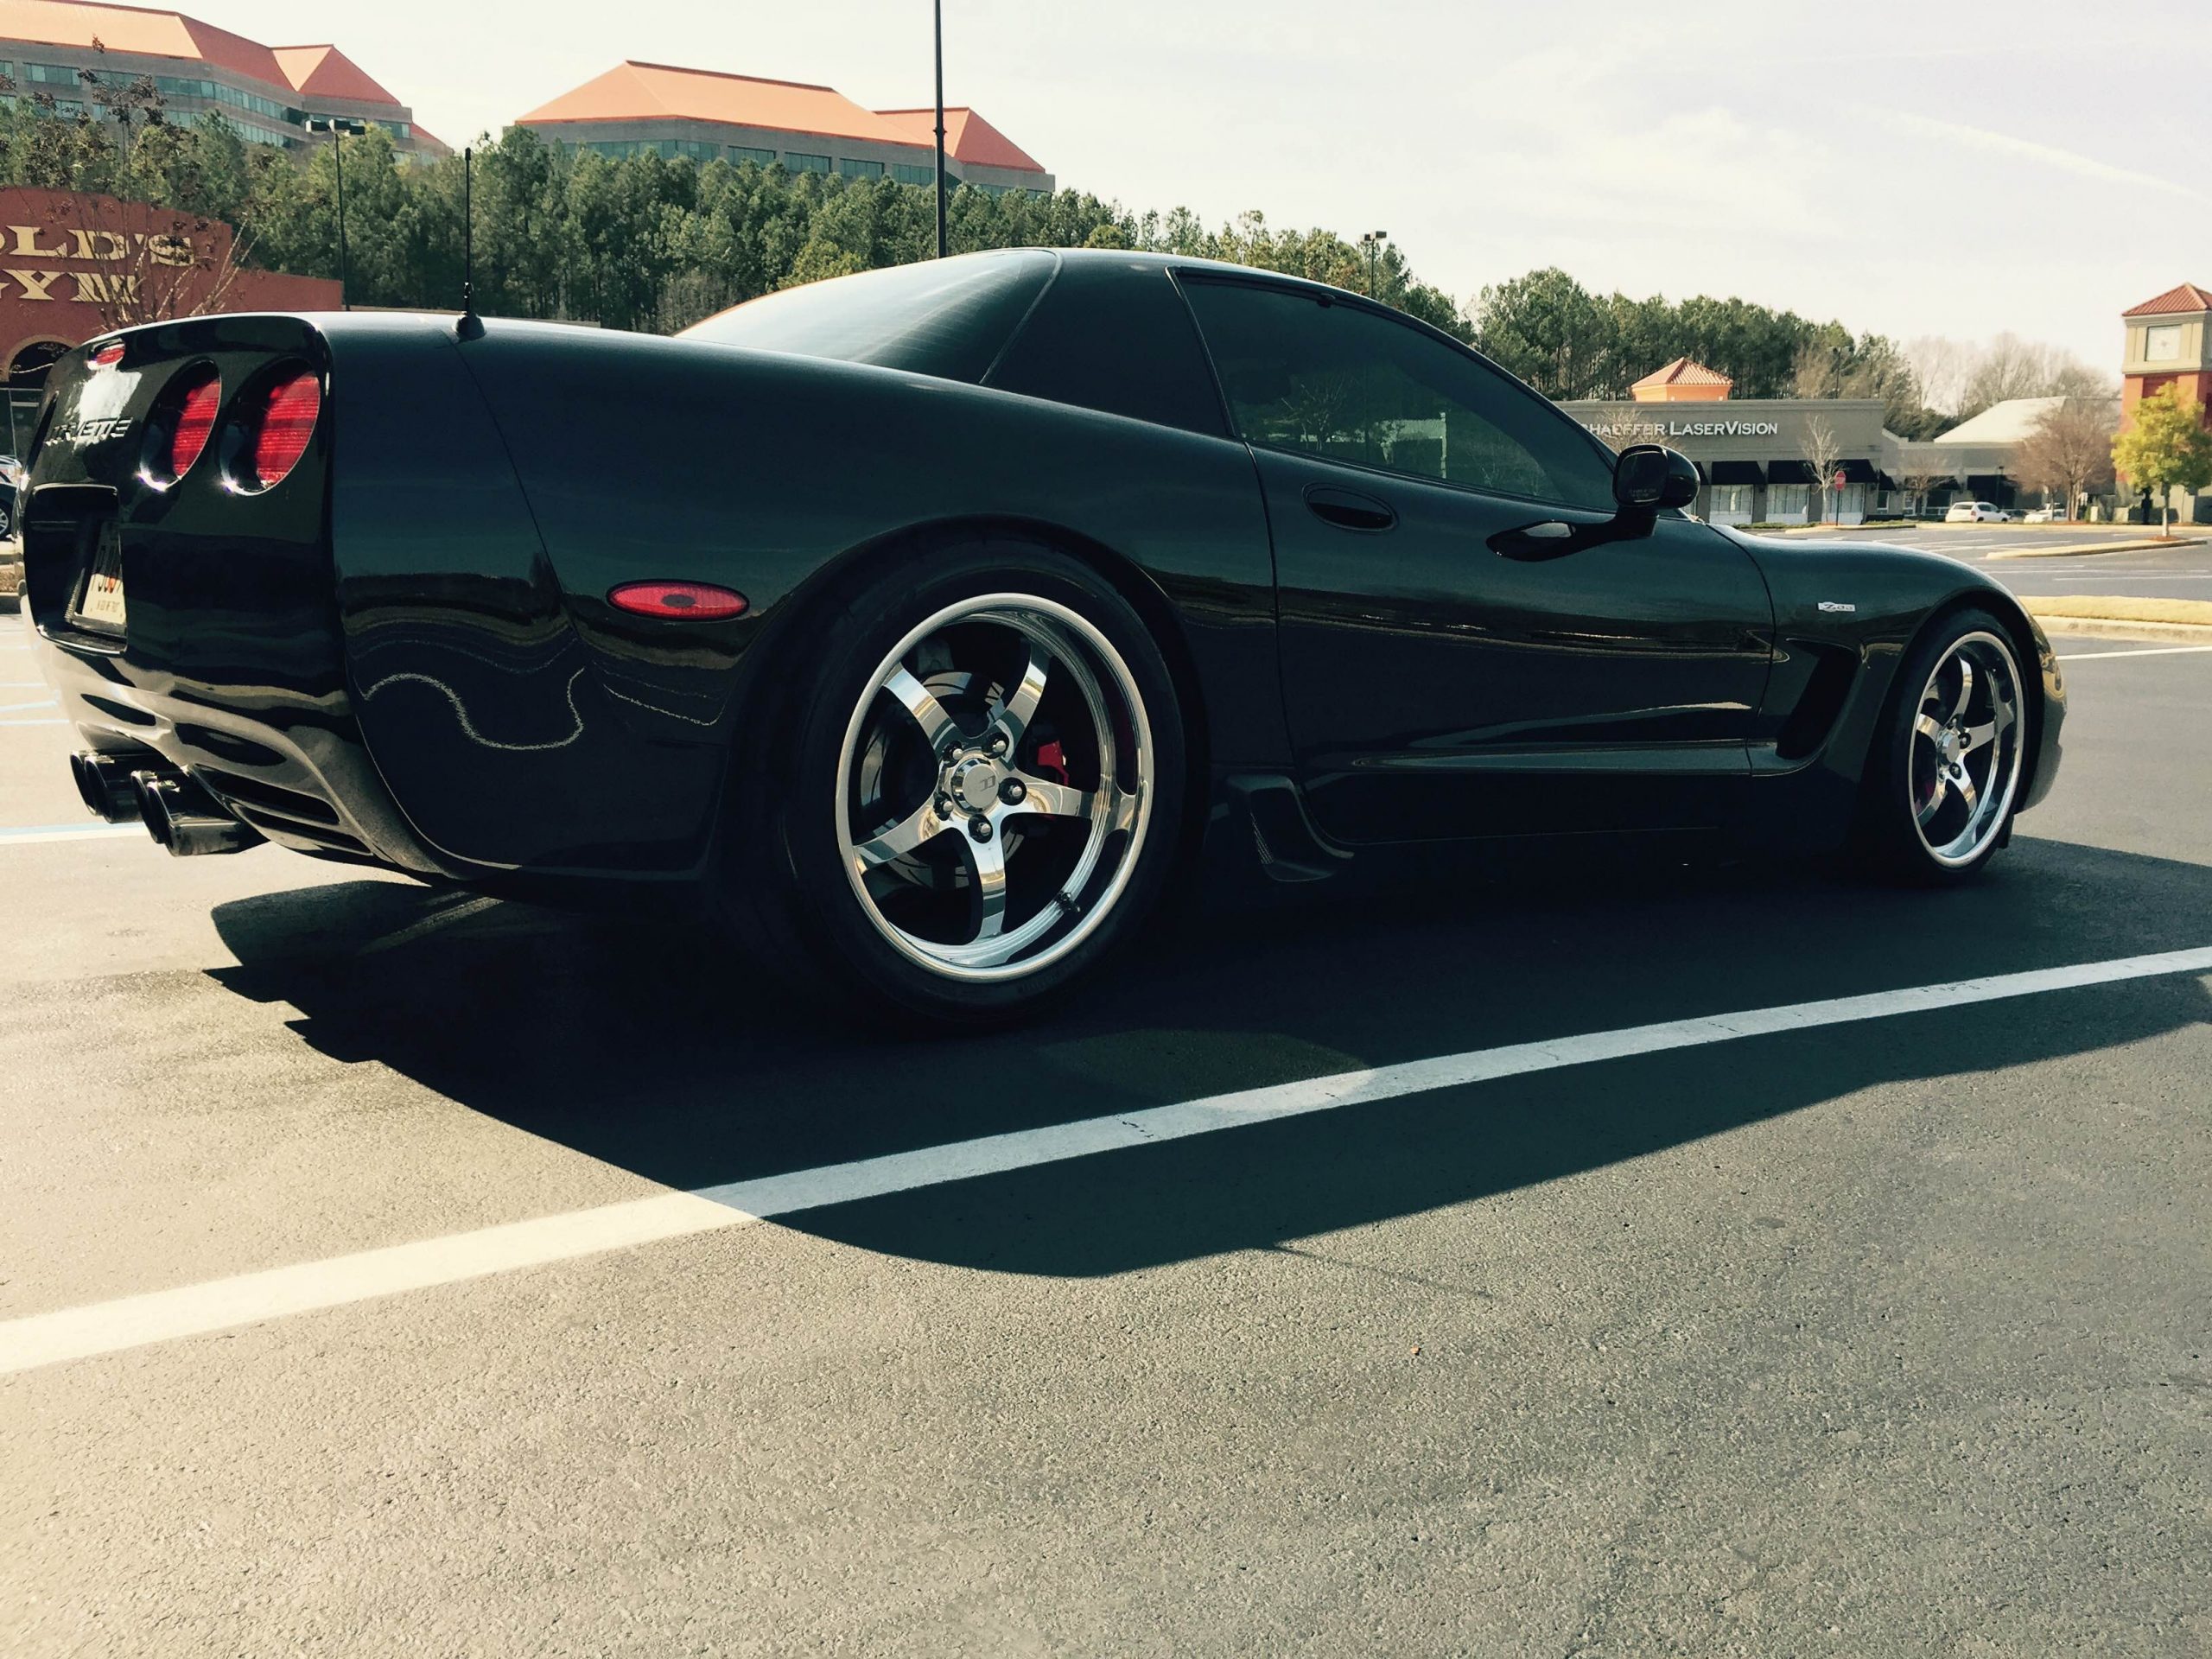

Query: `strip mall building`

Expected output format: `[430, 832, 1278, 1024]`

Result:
[1560, 362, 1893, 526]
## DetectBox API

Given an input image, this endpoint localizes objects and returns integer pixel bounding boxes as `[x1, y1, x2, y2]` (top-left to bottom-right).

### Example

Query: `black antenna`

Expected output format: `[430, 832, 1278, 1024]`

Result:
[457, 145, 482, 340]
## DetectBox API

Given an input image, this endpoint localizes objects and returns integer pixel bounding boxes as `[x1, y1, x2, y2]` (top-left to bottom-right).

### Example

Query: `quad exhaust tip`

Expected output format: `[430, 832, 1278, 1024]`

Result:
[124, 767, 265, 857]
[71, 751, 143, 823]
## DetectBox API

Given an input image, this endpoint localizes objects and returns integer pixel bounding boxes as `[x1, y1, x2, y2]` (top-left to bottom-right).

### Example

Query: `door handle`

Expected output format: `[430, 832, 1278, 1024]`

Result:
[1490, 519, 1583, 561]
[1304, 486, 1396, 533]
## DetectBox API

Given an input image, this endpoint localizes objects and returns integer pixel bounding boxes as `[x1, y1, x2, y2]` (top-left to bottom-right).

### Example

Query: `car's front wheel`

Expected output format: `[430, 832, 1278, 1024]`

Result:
[733, 546, 1185, 1027]
[1855, 608, 2030, 881]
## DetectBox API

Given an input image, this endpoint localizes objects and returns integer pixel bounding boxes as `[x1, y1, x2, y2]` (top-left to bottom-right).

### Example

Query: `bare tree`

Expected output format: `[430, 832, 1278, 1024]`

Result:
[1896, 458, 1958, 520]
[1904, 334, 1976, 418]
[2016, 398, 2120, 519]
[24, 190, 254, 334]
[1909, 332, 2116, 423]
[1801, 415, 1844, 524]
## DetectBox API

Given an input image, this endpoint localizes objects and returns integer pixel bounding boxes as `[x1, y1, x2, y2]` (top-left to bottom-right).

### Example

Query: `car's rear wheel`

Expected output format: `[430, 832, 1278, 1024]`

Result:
[731, 546, 1185, 1027]
[1855, 609, 2029, 881]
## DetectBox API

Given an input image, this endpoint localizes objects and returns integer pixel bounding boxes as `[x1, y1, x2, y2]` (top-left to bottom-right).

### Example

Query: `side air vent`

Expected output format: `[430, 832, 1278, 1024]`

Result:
[1774, 640, 1860, 761]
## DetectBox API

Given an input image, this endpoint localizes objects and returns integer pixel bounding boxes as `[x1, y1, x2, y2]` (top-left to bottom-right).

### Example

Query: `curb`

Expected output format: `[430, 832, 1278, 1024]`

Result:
[1986, 537, 2207, 560]
[2018, 595, 2212, 642]
[2030, 616, 2212, 643]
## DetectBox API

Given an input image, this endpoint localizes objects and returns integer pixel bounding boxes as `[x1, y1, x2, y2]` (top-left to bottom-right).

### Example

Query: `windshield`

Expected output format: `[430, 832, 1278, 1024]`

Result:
[680, 251, 1058, 384]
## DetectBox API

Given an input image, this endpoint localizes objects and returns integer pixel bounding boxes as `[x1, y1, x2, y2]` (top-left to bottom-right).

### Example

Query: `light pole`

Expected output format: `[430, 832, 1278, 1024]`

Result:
[305, 116, 369, 308]
[1358, 230, 1389, 299]
[932, 0, 947, 258]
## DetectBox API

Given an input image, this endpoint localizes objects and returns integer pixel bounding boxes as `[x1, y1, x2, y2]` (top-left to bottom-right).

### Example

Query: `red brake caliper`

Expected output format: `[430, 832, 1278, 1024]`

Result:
[1033, 741, 1070, 787]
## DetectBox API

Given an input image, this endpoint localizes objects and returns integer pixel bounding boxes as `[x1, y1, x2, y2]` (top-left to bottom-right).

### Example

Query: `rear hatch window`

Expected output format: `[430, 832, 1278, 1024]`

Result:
[680, 249, 1055, 384]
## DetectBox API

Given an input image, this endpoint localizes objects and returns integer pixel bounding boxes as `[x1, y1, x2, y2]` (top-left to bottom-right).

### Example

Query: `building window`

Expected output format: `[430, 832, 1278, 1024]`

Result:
[25, 61, 80, 86]
[1765, 484, 1810, 523]
[836, 157, 884, 179]
[1707, 485, 1754, 524]
[785, 151, 830, 173]
[729, 145, 777, 167]
[2145, 324, 2183, 363]
[889, 162, 934, 186]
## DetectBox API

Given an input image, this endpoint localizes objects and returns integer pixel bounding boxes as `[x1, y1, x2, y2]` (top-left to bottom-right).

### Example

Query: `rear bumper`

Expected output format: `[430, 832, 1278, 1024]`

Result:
[39, 635, 453, 874]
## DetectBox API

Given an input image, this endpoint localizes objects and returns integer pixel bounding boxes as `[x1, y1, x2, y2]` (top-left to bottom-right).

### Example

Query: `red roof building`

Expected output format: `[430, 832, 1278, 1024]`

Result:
[516, 61, 1053, 195]
[2118, 281, 2212, 520]
[2121, 281, 2212, 319]
[1629, 357, 1733, 404]
[0, 0, 444, 159]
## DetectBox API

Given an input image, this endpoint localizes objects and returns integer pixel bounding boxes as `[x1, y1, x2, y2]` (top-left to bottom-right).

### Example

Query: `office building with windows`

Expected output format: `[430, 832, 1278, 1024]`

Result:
[0, 0, 445, 158]
[514, 61, 1052, 195]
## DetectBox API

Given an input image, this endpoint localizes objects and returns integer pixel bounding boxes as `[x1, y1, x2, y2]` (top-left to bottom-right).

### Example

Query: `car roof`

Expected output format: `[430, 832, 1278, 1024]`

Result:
[1012, 245, 1373, 308]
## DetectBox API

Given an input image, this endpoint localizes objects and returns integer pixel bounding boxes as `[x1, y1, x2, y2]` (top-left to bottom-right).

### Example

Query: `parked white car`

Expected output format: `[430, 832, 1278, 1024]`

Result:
[2022, 505, 2069, 524]
[1945, 500, 2012, 524]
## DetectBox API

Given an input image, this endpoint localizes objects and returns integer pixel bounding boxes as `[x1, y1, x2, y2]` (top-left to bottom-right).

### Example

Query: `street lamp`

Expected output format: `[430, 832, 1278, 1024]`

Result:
[1358, 230, 1389, 299]
[304, 116, 369, 308]
[932, 0, 947, 259]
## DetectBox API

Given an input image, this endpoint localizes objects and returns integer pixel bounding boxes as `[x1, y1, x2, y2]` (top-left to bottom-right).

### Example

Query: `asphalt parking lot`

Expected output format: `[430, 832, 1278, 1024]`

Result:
[1815, 523, 2212, 602]
[3, 602, 2209, 1656]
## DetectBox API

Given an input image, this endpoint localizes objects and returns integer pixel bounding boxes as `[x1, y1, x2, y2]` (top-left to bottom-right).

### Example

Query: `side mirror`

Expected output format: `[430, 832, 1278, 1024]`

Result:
[1613, 444, 1701, 512]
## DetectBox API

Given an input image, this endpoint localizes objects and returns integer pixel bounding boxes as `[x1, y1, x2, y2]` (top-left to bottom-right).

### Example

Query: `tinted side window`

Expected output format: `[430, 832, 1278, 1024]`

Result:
[1180, 278, 1616, 511]
[679, 250, 1056, 384]
[985, 260, 1229, 437]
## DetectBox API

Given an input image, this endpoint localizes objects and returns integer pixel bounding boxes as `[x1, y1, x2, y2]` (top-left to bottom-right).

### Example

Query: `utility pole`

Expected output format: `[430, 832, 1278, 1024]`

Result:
[933, 0, 948, 258]
[306, 117, 369, 308]
[1358, 230, 1389, 299]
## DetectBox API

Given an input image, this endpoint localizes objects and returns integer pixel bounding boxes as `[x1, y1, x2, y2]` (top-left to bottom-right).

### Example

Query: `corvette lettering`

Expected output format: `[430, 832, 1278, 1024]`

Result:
[53, 416, 133, 444]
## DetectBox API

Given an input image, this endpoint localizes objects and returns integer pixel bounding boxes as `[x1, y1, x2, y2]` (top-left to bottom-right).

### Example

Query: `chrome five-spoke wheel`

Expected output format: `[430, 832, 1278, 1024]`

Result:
[835, 593, 1154, 982]
[1908, 629, 2024, 868]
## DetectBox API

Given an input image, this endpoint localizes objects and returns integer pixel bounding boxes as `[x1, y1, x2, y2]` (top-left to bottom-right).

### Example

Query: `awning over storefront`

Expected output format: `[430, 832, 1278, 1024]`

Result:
[1766, 460, 1815, 484]
[1966, 474, 2010, 494]
[1707, 461, 1764, 486]
[1836, 458, 1879, 483]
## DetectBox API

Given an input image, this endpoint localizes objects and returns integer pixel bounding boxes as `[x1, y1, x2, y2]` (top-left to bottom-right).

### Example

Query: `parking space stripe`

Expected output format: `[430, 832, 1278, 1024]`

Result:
[5, 943, 2210, 1376]
[2057, 645, 2212, 661]
[0, 717, 66, 727]
[0, 822, 143, 843]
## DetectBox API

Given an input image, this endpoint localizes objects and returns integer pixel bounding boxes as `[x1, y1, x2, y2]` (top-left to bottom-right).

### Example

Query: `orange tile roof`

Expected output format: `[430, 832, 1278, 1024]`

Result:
[270, 43, 397, 107]
[1632, 356, 1732, 390]
[875, 105, 1045, 175]
[0, 0, 287, 86]
[518, 60, 922, 148]
[2123, 281, 2212, 318]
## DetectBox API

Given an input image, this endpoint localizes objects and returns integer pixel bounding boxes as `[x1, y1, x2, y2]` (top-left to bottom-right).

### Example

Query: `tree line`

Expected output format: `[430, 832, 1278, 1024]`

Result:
[1469, 269, 2113, 441]
[0, 82, 1465, 338]
[0, 73, 2115, 448]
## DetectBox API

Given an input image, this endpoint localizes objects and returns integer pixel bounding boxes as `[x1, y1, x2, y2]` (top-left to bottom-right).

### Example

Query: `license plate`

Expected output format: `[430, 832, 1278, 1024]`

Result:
[69, 519, 126, 632]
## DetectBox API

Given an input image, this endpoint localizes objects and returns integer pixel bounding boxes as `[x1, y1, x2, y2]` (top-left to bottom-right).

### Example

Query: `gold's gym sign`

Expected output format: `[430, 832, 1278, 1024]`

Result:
[0, 222, 198, 304]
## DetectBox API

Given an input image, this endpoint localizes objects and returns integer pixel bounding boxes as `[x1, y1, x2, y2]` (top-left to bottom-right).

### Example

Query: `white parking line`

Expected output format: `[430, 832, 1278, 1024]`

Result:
[0, 822, 141, 844]
[0, 716, 64, 727]
[2057, 645, 2212, 661]
[6, 943, 2210, 1376]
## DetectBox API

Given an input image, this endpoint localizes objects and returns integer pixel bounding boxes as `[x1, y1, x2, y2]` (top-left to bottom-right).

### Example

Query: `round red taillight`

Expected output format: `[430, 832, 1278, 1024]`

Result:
[607, 581, 749, 620]
[239, 369, 321, 490]
[90, 340, 125, 367]
[168, 372, 221, 479]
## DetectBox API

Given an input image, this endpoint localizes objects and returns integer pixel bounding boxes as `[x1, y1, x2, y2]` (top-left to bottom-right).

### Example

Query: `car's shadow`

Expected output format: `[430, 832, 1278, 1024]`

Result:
[207, 836, 2212, 1277]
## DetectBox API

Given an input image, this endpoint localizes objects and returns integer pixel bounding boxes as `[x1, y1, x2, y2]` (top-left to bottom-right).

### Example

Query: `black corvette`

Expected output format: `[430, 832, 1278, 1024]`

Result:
[22, 249, 2063, 1020]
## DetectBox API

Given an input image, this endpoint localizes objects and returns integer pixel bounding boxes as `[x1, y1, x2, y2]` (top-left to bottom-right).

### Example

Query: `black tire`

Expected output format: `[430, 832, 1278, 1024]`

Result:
[1853, 607, 2031, 883]
[719, 542, 1187, 1029]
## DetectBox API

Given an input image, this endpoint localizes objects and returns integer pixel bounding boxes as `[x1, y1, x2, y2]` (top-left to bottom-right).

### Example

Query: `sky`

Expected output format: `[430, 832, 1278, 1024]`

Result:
[199, 0, 2209, 370]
